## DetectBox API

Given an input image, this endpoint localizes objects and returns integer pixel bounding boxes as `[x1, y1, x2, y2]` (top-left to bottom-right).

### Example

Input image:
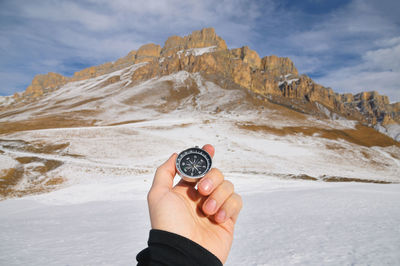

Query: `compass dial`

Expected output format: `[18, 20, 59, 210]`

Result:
[176, 147, 212, 182]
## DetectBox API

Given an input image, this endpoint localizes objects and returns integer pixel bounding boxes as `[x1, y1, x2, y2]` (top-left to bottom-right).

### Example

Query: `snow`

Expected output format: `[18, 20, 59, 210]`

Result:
[189, 46, 217, 56]
[278, 78, 299, 86]
[177, 46, 217, 58]
[1, 70, 400, 265]
[278, 74, 299, 86]
[0, 154, 18, 172]
[1, 112, 400, 265]
[1, 177, 399, 265]
[0, 95, 15, 107]
[231, 182, 400, 265]
[375, 123, 400, 142]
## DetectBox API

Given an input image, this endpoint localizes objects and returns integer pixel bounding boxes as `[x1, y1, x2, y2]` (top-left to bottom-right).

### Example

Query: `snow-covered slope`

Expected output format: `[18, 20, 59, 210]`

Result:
[1, 170, 399, 265]
[1, 62, 400, 265]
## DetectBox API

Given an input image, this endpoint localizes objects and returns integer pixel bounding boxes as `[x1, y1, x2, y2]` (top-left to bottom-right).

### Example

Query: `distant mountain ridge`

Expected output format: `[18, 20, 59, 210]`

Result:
[1, 27, 399, 141]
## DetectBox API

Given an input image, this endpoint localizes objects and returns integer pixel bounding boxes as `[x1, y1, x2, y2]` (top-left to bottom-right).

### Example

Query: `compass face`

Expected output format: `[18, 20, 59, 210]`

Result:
[176, 147, 212, 182]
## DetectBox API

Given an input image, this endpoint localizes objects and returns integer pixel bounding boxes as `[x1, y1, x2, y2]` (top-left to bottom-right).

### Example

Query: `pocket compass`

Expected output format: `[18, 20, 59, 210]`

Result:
[176, 146, 212, 182]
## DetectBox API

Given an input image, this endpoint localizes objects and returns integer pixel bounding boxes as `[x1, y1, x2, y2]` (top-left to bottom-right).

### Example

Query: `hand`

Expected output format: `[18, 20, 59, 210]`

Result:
[147, 144, 243, 264]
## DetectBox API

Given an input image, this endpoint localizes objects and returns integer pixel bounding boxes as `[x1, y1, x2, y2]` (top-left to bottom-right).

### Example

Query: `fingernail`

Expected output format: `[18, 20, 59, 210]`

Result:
[200, 179, 213, 193]
[216, 209, 226, 222]
[205, 199, 216, 213]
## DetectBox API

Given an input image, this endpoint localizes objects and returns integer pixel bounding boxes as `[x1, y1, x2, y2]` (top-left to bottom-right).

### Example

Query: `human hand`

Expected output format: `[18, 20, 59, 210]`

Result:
[147, 144, 243, 264]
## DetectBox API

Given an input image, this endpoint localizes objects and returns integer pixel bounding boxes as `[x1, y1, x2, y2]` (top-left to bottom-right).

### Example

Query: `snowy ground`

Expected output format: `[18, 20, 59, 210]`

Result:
[1, 66, 400, 265]
[1, 114, 400, 265]
[1, 175, 400, 265]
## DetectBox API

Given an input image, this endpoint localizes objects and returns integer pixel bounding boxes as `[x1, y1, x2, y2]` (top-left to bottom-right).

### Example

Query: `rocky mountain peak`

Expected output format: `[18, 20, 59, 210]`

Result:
[136, 43, 162, 63]
[161, 27, 227, 57]
[3, 27, 399, 141]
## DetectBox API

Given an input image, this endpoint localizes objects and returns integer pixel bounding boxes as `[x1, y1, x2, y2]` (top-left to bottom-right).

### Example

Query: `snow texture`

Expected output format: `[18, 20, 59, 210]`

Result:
[0, 69, 400, 265]
[0, 95, 15, 106]
[375, 123, 400, 142]
[177, 46, 217, 57]
[1, 177, 399, 265]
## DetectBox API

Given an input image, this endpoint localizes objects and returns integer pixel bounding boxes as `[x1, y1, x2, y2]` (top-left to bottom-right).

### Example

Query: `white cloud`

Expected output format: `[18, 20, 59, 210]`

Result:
[2, 0, 264, 61]
[363, 41, 400, 72]
[282, 0, 400, 102]
[19, 1, 117, 31]
[316, 36, 400, 102]
[0, 0, 266, 95]
[0, 0, 399, 104]
[289, 0, 398, 55]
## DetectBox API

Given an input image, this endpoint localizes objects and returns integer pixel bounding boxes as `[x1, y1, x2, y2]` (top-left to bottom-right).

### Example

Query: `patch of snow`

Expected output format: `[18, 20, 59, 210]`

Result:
[176, 46, 217, 58]
[313, 103, 358, 129]
[278, 74, 299, 86]
[315, 102, 345, 121]
[375, 123, 400, 141]
[0, 154, 18, 172]
[330, 119, 358, 129]
[187, 46, 217, 56]
[159, 70, 190, 86]
[0, 95, 15, 106]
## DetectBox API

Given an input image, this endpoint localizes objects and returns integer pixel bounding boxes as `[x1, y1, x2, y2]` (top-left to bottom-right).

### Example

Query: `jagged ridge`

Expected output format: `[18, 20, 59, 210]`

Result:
[3, 27, 400, 141]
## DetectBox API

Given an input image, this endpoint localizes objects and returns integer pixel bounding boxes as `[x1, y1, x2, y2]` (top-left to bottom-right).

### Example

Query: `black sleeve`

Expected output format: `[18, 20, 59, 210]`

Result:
[136, 229, 223, 266]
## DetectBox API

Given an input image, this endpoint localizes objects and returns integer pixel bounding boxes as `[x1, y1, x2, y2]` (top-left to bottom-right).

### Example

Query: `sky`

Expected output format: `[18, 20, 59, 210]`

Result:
[0, 0, 399, 102]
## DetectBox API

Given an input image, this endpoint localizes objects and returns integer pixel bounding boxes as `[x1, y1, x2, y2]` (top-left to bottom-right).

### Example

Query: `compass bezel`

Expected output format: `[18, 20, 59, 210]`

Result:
[176, 147, 212, 182]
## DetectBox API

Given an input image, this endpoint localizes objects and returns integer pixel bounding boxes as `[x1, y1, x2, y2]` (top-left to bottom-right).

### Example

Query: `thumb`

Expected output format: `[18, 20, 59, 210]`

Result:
[151, 153, 178, 192]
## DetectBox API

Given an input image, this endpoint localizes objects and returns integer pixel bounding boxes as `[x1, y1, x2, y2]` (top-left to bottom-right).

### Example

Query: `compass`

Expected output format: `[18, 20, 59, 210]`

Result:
[176, 146, 212, 182]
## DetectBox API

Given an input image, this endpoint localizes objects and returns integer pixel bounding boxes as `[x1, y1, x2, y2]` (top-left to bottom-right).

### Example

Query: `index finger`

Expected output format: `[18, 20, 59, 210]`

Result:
[202, 144, 214, 159]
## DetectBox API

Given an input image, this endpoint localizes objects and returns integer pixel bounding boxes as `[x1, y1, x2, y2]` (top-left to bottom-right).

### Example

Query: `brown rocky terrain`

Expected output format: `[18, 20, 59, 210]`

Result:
[1, 27, 399, 142]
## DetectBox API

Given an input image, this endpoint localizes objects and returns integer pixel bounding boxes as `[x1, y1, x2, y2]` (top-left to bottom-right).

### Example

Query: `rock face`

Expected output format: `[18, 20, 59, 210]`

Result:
[71, 50, 137, 81]
[25, 72, 67, 98]
[135, 43, 161, 63]
[262, 55, 298, 77]
[161, 28, 227, 57]
[7, 27, 400, 141]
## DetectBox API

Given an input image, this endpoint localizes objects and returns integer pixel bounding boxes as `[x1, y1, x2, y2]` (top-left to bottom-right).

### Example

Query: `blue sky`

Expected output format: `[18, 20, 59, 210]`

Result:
[1, 0, 399, 102]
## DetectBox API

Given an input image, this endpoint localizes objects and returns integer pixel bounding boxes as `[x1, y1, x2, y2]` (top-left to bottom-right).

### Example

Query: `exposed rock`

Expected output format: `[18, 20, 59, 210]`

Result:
[114, 50, 137, 67]
[72, 66, 102, 81]
[186, 28, 227, 50]
[13, 92, 21, 100]
[341, 93, 354, 103]
[161, 35, 186, 57]
[262, 55, 299, 77]
[135, 43, 161, 63]
[9, 27, 400, 142]
[278, 78, 400, 127]
[161, 27, 227, 57]
[231, 46, 261, 69]
[25, 72, 67, 98]
[71, 50, 137, 82]
[349, 91, 398, 125]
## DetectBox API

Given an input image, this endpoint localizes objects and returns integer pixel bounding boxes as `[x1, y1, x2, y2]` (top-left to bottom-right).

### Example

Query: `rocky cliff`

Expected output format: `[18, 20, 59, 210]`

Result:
[5, 27, 400, 141]
[24, 72, 67, 98]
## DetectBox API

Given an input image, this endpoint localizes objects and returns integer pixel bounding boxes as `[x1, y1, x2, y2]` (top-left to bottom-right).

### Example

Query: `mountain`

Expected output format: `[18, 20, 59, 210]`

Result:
[0, 28, 399, 199]
[1, 28, 400, 266]
[1, 28, 399, 141]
